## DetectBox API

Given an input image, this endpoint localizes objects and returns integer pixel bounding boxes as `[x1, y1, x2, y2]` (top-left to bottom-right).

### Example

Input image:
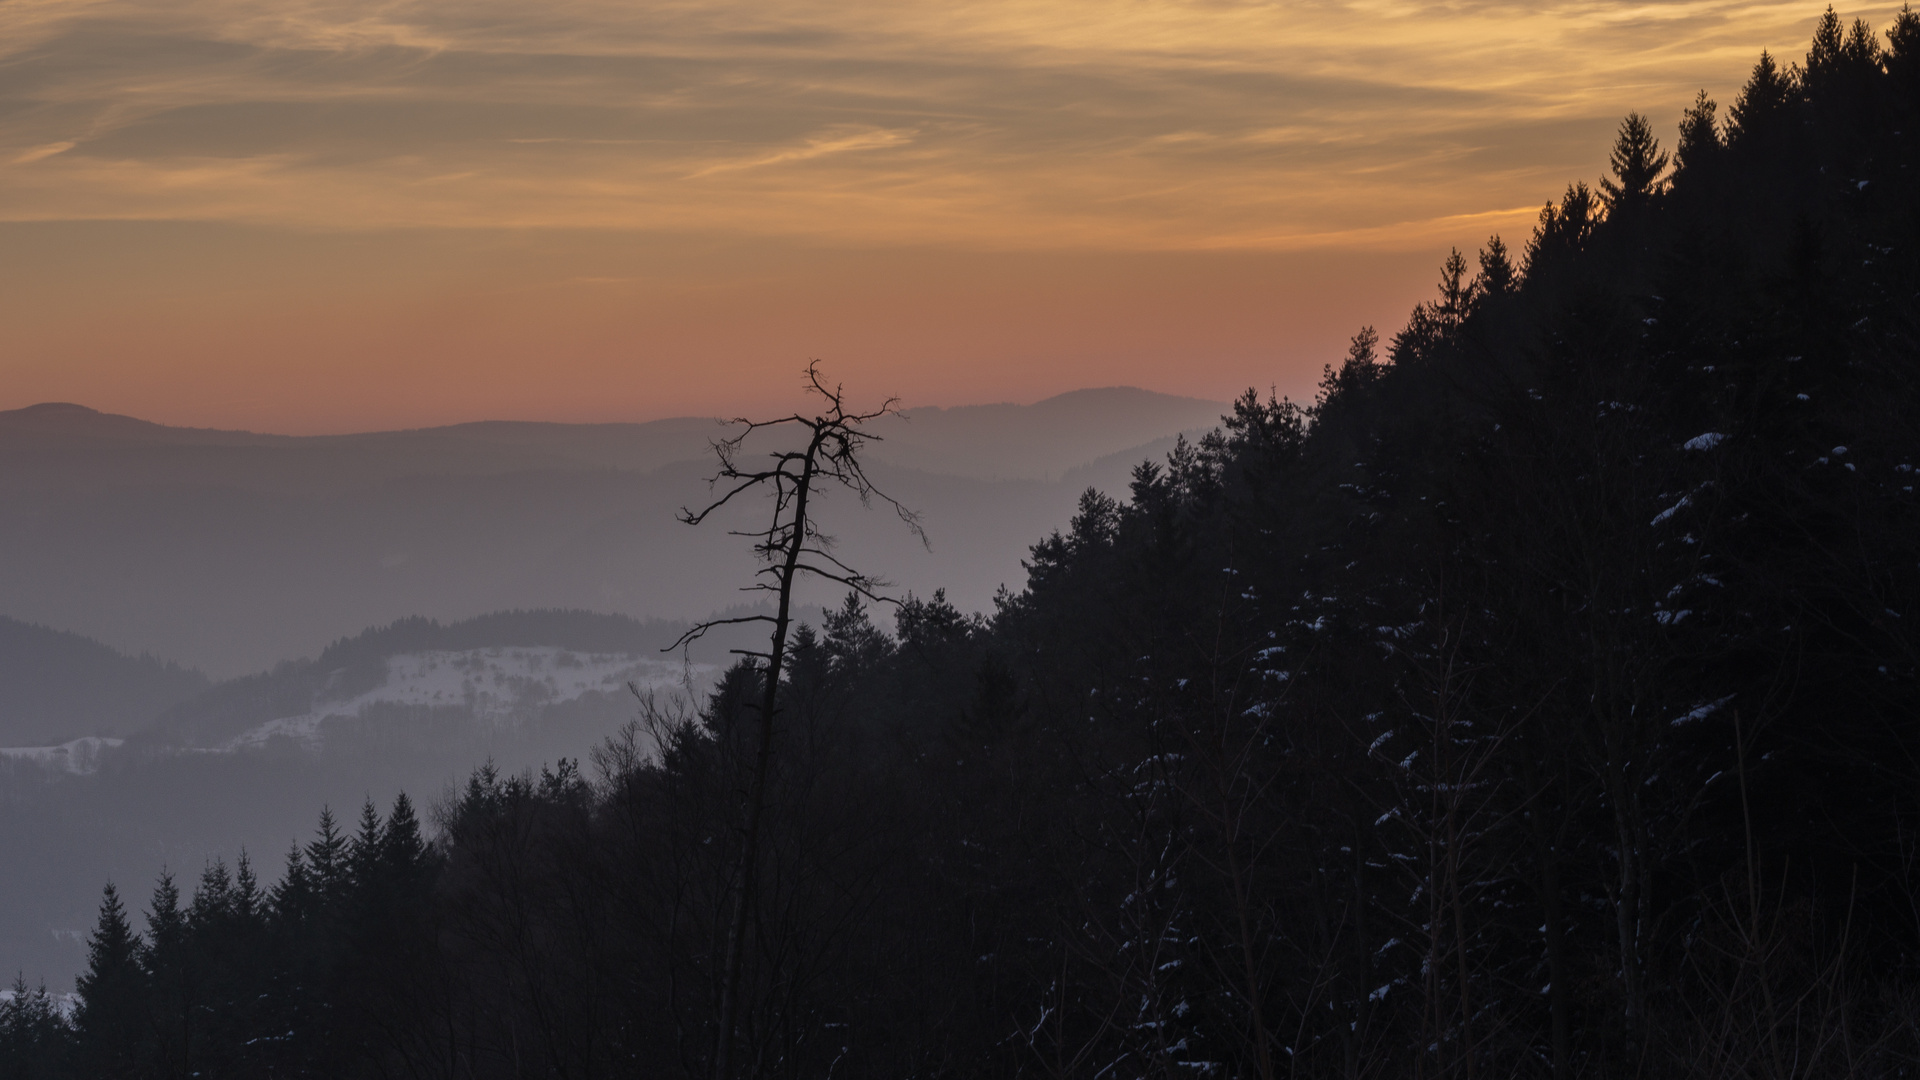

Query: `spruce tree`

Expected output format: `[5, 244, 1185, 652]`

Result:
[1521, 182, 1601, 285]
[1389, 250, 1471, 361]
[380, 793, 426, 877]
[1673, 90, 1721, 177]
[142, 872, 195, 1078]
[1807, 5, 1847, 74]
[1474, 235, 1515, 300]
[1599, 112, 1669, 209]
[187, 858, 233, 933]
[1727, 49, 1800, 148]
[1804, 5, 1880, 89]
[1436, 248, 1469, 324]
[270, 846, 314, 929]
[232, 851, 262, 924]
[283, 814, 353, 1077]
[1890, 5, 1920, 100]
[1318, 325, 1382, 407]
[72, 884, 143, 1078]
[348, 800, 384, 890]
[304, 806, 350, 914]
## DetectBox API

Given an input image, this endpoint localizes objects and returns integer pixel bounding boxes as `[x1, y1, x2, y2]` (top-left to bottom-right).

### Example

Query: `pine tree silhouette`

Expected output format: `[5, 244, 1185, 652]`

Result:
[379, 792, 426, 876]
[141, 872, 194, 1078]
[73, 884, 144, 1078]
[348, 800, 384, 890]
[1599, 112, 1670, 209]
[232, 851, 261, 924]
[270, 845, 314, 928]
[1891, 6, 1920, 96]
[187, 859, 233, 931]
[304, 805, 349, 908]
[1727, 50, 1800, 148]
[1474, 236, 1516, 300]
[1674, 90, 1722, 177]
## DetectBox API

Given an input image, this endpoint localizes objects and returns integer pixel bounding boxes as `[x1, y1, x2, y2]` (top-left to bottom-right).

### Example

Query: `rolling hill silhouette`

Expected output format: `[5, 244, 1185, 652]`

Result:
[0, 389, 1227, 676]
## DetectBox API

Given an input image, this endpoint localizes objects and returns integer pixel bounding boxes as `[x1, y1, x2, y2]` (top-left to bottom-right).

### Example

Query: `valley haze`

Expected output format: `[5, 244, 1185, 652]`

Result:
[0, 387, 1225, 678]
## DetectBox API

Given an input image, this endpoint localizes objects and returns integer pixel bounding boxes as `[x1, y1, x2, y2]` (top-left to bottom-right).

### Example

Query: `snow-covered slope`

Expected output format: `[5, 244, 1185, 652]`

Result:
[0, 647, 705, 769]
[226, 647, 698, 750]
[0, 737, 125, 776]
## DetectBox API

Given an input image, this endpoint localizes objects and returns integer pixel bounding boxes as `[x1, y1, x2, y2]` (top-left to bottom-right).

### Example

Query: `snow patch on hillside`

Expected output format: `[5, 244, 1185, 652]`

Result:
[0, 736, 125, 775]
[227, 648, 701, 751]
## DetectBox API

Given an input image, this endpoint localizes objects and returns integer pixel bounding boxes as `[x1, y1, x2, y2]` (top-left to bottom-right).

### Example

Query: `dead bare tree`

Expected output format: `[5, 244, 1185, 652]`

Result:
[671, 361, 924, 1080]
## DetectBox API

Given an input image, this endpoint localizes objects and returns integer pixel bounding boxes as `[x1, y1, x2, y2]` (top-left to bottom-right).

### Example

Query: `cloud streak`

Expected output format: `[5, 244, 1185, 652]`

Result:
[686, 126, 916, 178]
[3, 0, 1900, 250]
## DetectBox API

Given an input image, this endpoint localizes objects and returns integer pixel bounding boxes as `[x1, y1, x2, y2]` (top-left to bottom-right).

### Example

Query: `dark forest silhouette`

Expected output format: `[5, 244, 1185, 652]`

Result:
[7, 6, 1920, 1076]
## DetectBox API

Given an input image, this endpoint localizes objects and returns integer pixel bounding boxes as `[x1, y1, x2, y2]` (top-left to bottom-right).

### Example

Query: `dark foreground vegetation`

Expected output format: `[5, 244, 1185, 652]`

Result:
[10, 8, 1920, 1077]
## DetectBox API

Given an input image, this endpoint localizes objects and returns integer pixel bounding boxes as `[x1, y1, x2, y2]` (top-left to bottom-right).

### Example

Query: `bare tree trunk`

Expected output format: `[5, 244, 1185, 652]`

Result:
[673, 365, 922, 1080]
[712, 447, 819, 1080]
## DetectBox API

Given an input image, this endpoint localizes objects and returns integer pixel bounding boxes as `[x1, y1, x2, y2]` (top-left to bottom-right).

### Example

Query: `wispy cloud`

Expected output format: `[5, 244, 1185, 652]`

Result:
[1, 0, 1896, 250]
[687, 126, 915, 178]
[13, 141, 75, 163]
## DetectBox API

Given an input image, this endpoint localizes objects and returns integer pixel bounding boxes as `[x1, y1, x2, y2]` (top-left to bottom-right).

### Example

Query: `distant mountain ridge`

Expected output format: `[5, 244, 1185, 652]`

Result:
[0, 387, 1225, 485]
[862, 387, 1228, 481]
[0, 388, 1230, 676]
[0, 402, 725, 495]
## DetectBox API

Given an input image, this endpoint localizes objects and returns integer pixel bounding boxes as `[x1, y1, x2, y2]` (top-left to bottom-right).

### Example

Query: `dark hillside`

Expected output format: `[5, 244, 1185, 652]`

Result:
[0, 618, 207, 744]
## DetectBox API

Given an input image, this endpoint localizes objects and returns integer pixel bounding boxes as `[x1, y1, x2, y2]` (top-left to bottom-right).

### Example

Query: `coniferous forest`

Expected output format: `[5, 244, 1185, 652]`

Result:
[8, 8, 1920, 1077]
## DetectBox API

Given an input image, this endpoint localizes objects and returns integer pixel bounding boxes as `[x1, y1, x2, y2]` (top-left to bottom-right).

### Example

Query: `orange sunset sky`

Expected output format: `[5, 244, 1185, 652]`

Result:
[1, 0, 1904, 433]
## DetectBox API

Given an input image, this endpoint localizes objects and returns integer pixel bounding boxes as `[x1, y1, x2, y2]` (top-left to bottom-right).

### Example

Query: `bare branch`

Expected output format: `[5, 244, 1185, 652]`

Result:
[669, 360, 926, 654]
[664, 614, 778, 653]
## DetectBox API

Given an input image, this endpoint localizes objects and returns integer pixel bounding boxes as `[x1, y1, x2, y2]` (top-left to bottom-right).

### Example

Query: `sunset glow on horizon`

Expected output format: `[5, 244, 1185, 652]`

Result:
[1, 0, 1902, 433]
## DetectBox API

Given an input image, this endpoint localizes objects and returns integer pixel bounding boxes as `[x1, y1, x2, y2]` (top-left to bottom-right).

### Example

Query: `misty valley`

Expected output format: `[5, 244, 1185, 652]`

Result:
[0, 391, 1224, 994]
[3, 8, 1920, 1080]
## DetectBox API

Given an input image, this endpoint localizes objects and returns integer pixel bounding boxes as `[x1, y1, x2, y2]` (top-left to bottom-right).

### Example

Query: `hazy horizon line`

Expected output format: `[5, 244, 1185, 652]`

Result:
[1, 383, 1235, 439]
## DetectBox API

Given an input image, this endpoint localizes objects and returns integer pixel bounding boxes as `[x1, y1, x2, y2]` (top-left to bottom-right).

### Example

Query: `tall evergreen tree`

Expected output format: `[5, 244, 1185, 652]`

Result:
[1804, 5, 1882, 88]
[1599, 111, 1670, 208]
[1727, 49, 1800, 148]
[1474, 234, 1516, 300]
[186, 859, 233, 932]
[348, 800, 384, 889]
[1390, 249, 1472, 360]
[72, 884, 142, 1079]
[304, 806, 348, 907]
[379, 793, 426, 876]
[1522, 181, 1602, 284]
[270, 845, 315, 928]
[1891, 4, 1920, 95]
[141, 872, 196, 1079]
[231, 852, 261, 925]
[1674, 90, 1721, 174]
